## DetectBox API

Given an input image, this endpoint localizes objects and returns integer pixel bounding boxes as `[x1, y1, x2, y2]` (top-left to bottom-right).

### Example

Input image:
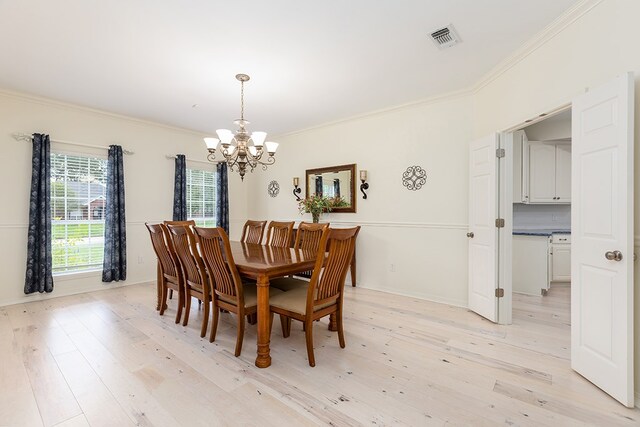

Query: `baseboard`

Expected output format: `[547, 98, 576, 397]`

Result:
[0, 279, 154, 308]
[354, 283, 467, 309]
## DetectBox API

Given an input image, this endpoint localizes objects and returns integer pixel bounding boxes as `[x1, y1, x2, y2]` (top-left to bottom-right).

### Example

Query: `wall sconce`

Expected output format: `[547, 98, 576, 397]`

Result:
[293, 177, 302, 201]
[359, 170, 369, 199]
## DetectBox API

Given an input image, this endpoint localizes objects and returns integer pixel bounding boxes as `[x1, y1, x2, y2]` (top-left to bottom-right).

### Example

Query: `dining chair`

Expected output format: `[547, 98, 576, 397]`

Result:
[145, 223, 184, 323]
[270, 222, 329, 292]
[194, 226, 283, 357]
[167, 223, 211, 337]
[163, 220, 196, 300]
[240, 220, 267, 244]
[269, 226, 360, 366]
[264, 221, 295, 248]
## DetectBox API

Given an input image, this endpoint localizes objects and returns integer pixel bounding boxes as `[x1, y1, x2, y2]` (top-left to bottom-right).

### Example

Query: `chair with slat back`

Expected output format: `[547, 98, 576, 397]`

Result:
[270, 222, 329, 292]
[164, 220, 197, 227]
[194, 226, 283, 356]
[240, 220, 267, 244]
[265, 221, 294, 248]
[167, 223, 211, 337]
[162, 220, 196, 300]
[269, 226, 360, 366]
[145, 223, 184, 323]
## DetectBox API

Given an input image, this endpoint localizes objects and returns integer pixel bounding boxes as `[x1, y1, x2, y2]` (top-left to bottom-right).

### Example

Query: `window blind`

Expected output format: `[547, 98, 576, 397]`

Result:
[50, 153, 108, 274]
[186, 168, 216, 227]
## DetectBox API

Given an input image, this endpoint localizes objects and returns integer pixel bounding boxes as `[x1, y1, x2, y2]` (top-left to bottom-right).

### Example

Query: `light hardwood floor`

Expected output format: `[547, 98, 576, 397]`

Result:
[0, 282, 638, 426]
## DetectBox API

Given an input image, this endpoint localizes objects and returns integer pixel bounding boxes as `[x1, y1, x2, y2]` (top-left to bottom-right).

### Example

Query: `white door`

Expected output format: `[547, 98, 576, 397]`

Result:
[572, 72, 634, 407]
[555, 143, 572, 202]
[468, 133, 499, 322]
[528, 142, 557, 203]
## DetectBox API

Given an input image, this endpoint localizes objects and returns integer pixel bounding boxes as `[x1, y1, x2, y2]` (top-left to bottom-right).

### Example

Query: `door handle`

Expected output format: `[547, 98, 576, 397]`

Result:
[466, 232, 475, 238]
[605, 250, 623, 261]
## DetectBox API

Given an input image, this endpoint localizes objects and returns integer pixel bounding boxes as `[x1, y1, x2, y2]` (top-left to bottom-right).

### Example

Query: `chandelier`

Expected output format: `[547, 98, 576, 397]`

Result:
[204, 74, 278, 181]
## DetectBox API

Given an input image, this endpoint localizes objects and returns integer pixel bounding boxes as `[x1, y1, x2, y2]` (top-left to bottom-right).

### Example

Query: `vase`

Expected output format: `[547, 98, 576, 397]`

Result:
[312, 212, 320, 223]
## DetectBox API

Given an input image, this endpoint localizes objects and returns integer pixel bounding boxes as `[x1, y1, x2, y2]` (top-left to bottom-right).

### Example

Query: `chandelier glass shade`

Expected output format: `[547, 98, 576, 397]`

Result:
[204, 74, 278, 181]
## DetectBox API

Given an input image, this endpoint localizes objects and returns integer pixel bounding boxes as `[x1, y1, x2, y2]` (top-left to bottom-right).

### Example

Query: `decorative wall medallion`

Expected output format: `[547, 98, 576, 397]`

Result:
[268, 180, 280, 197]
[402, 166, 427, 191]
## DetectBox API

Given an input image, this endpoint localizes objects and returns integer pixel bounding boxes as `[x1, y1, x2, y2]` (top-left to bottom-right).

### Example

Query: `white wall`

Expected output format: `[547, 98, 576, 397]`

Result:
[473, 0, 640, 402]
[247, 94, 473, 306]
[248, 0, 640, 398]
[0, 91, 248, 307]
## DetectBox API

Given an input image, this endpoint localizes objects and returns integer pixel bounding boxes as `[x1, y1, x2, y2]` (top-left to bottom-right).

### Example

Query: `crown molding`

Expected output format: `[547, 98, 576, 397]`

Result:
[0, 88, 208, 137]
[472, 0, 603, 93]
[273, 87, 473, 140]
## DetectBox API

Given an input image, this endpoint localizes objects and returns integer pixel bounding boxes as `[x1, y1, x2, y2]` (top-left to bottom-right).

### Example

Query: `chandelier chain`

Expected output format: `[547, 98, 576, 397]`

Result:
[240, 80, 244, 121]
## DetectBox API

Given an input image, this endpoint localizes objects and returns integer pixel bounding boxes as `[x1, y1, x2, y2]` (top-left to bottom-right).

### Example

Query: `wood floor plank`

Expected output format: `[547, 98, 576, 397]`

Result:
[2, 282, 639, 426]
[54, 350, 137, 427]
[11, 317, 82, 427]
[52, 414, 90, 427]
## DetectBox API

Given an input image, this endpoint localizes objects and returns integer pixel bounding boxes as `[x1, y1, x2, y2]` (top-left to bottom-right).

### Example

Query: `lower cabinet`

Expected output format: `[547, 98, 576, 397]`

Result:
[512, 235, 551, 296]
[551, 234, 571, 282]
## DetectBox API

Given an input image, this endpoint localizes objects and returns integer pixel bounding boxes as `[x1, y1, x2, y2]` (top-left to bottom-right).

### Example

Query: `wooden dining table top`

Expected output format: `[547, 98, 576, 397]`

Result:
[228, 241, 318, 280]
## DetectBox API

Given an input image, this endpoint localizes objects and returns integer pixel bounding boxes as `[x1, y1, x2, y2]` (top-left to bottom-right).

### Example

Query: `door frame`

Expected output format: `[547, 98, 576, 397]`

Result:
[497, 103, 571, 325]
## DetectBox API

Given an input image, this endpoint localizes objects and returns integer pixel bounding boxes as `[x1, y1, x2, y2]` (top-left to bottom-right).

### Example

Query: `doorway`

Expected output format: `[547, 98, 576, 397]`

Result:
[468, 73, 635, 407]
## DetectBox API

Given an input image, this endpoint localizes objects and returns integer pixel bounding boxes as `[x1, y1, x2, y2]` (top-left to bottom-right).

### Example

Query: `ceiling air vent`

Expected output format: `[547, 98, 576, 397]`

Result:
[429, 24, 461, 50]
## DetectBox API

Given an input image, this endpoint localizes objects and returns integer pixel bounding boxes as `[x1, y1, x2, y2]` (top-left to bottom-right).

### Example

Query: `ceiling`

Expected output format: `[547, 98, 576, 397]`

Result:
[0, 0, 577, 136]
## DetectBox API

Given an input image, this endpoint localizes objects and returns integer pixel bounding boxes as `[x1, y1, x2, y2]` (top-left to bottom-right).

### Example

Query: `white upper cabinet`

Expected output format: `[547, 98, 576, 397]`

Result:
[518, 140, 571, 204]
[555, 143, 572, 201]
[512, 130, 529, 203]
[528, 142, 557, 203]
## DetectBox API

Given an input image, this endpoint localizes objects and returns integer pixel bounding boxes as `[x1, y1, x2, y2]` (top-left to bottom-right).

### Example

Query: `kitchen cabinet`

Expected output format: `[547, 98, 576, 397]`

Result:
[512, 234, 551, 296]
[512, 130, 529, 203]
[551, 234, 571, 282]
[527, 141, 571, 204]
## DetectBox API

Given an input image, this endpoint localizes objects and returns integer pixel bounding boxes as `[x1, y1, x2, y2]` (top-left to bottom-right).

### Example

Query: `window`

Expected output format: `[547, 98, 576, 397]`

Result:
[186, 168, 216, 227]
[51, 153, 107, 274]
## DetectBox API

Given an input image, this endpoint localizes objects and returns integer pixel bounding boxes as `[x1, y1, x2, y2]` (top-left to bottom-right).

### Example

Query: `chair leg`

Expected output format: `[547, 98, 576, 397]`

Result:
[159, 281, 168, 316]
[175, 287, 184, 324]
[200, 299, 210, 338]
[337, 307, 346, 349]
[269, 312, 274, 337]
[247, 313, 257, 325]
[156, 263, 162, 311]
[169, 289, 173, 300]
[280, 315, 291, 338]
[304, 318, 315, 367]
[209, 302, 219, 342]
[183, 293, 192, 326]
[235, 311, 246, 357]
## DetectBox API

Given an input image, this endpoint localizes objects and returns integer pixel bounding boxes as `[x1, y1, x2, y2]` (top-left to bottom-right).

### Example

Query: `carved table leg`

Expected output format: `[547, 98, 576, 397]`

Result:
[255, 275, 272, 368]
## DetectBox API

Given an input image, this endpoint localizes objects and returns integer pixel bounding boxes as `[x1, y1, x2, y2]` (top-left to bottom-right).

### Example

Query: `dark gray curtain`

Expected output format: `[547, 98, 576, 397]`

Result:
[102, 145, 127, 282]
[24, 133, 54, 294]
[216, 163, 229, 234]
[333, 178, 341, 198]
[172, 154, 187, 221]
[315, 176, 323, 196]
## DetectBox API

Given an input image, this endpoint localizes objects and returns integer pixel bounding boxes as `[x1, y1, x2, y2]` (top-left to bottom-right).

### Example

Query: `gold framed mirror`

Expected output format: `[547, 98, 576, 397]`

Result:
[305, 163, 357, 213]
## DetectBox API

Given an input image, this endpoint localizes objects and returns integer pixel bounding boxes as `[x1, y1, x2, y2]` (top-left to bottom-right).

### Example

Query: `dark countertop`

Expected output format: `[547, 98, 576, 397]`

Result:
[513, 229, 571, 236]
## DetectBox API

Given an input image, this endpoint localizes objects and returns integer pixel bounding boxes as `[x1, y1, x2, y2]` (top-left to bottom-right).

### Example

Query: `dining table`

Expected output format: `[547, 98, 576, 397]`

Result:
[228, 241, 320, 368]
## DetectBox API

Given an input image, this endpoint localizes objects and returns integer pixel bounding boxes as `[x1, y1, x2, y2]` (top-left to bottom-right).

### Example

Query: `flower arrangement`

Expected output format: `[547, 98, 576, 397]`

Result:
[298, 195, 347, 223]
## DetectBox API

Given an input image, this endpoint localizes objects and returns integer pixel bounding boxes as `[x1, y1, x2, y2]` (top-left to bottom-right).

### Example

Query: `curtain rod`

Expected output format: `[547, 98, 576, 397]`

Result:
[165, 154, 222, 165]
[11, 132, 134, 155]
